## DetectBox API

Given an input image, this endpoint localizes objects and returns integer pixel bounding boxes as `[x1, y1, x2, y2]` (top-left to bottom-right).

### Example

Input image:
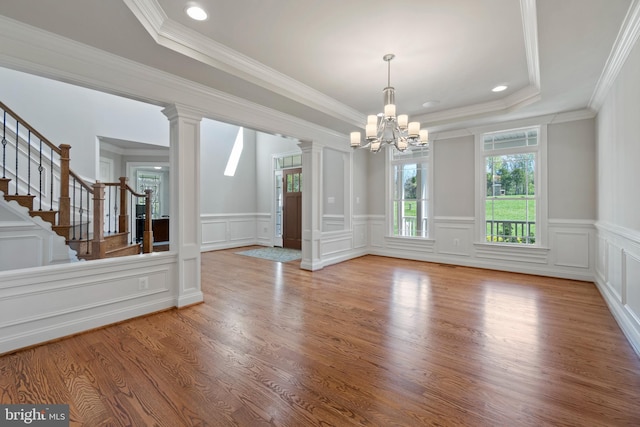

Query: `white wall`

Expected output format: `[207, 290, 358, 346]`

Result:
[323, 147, 345, 231]
[0, 67, 168, 178]
[595, 36, 640, 354]
[200, 123, 301, 251]
[548, 119, 596, 220]
[352, 148, 369, 216]
[433, 136, 475, 218]
[363, 117, 596, 282]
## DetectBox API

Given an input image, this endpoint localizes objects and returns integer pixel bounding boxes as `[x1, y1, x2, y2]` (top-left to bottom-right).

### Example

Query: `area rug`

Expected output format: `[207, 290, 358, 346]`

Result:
[236, 247, 302, 262]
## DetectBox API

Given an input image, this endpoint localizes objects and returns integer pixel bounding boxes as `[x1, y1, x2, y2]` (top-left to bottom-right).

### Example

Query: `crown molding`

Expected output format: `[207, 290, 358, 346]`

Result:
[548, 108, 596, 124]
[589, 0, 640, 111]
[413, 84, 541, 127]
[122, 0, 543, 131]
[0, 15, 348, 149]
[122, 0, 365, 127]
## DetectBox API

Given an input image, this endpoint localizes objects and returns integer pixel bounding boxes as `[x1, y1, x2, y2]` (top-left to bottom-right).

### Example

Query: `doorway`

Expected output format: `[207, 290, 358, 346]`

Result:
[282, 167, 302, 249]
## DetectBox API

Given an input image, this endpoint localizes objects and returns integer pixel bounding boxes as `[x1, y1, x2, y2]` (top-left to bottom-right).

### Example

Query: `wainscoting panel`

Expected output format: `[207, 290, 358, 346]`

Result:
[0, 253, 177, 354]
[201, 220, 227, 247]
[545, 220, 596, 280]
[625, 252, 640, 318]
[364, 216, 596, 280]
[201, 213, 269, 251]
[607, 241, 624, 301]
[229, 218, 257, 242]
[369, 216, 386, 248]
[595, 222, 640, 356]
[553, 231, 590, 268]
[0, 234, 42, 270]
[256, 215, 272, 246]
[596, 235, 607, 281]
[353, 222, 367, 249]
[320, 230, 354, 267]
[433, 218, 474, 257]
[322, 215, 345, 232]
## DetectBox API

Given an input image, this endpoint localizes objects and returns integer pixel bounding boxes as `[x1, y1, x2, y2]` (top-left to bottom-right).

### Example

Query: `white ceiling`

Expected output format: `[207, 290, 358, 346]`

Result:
[0, 0, 634, 135]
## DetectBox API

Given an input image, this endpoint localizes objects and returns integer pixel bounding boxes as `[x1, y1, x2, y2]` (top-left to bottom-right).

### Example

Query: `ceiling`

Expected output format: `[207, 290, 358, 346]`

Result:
[0, 0, 633, 136]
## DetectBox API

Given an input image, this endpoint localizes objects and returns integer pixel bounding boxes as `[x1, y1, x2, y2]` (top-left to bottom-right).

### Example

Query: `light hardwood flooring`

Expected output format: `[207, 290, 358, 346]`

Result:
[1, 247, 640, 426]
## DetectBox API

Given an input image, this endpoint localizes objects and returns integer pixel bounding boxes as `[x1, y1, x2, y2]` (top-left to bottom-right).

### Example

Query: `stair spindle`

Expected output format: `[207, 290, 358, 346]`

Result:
[2, 110, 6, 179]
[49, 147, 53, 210]
[79, 185, 83, 240]
[130, 192, 134, 244]
[85, 187, 90, 254]
[14, 121, 18, 195]
[107, 186, 112, 233]
[72, 177, 77, 240]
[38, 137, 43, 210]
[27, 130, 31, 195]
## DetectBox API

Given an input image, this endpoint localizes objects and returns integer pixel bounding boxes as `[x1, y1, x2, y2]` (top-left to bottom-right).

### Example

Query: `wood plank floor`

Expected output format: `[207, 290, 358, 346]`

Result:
[2, 248, 640, 426]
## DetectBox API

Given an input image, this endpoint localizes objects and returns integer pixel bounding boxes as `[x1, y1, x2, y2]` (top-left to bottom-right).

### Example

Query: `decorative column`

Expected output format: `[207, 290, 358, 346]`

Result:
[162, 104, 204, 307]
[299, 140, 323, 270]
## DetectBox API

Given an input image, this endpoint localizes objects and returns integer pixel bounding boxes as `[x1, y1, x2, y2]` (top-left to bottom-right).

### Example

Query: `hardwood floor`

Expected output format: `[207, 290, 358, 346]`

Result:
[2, 248, 640, 426]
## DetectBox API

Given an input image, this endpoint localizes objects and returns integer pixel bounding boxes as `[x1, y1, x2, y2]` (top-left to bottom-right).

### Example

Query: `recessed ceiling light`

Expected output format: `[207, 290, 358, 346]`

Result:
[492, 85, 508, 92]
[422, 100, 440, 108]
[185, 5, 208, 21]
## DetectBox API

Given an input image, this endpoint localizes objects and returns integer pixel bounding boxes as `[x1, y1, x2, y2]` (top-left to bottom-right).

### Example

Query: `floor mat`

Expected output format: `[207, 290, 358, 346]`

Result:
[236, 247, 302, 262]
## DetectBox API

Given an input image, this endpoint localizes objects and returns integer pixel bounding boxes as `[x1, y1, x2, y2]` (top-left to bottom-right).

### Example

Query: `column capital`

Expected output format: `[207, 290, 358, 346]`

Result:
[162, 104, 205, 122]
[298, 140, 325, 153]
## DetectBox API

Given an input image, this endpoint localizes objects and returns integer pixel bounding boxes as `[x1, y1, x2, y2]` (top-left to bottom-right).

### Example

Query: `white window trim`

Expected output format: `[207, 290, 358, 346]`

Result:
[386, 147, 434, 239]
[474, 125, 548, 247]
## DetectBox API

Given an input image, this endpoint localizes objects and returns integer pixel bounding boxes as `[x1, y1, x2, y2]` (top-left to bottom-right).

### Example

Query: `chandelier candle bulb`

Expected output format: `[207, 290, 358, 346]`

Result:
[408, 122, 420, 137]
[350, 132, 361, 147]
[398, 138, 408, 150]
[384, 104, 396, 118]
[419, 129, 429, 143]
[366, 123, 377, 139]
[367, 115, 378, 125]
[398, 114, 408, 129]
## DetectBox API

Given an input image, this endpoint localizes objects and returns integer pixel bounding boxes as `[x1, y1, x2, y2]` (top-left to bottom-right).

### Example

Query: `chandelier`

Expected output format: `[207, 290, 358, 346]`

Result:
[350, 54, 428, 153]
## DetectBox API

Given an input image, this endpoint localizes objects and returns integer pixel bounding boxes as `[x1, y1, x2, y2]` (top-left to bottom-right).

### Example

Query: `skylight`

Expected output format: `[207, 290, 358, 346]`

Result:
[224, 128, 244, 177]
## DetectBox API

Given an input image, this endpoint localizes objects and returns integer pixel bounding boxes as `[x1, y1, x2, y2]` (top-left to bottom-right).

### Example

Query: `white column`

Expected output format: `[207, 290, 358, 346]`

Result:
[299, 140, 323, 270]
[162, 104, 204, 307]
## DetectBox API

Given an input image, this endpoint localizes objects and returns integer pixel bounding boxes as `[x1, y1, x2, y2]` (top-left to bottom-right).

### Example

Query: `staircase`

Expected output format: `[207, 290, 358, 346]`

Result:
[0, 100, 154, 265]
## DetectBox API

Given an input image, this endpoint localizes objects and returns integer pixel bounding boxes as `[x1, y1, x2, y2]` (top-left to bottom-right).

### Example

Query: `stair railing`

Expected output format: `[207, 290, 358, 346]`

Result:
[103, 177, 153, 254]
[69, 170, 94, 256]
[1, 100, 153, 259]
[0, 100, 71, 233]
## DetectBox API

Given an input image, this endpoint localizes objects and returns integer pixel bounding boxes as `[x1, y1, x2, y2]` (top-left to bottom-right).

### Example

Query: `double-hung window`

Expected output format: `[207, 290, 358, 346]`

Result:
[479, 126, 545, 245]
[390, 148, 430, 238]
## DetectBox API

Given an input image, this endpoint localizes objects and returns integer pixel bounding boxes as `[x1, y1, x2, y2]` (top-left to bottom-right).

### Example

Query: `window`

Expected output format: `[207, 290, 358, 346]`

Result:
[136, 171, 161, 219]
[390, 148, 430, 238]
[481, 127, 543, 245]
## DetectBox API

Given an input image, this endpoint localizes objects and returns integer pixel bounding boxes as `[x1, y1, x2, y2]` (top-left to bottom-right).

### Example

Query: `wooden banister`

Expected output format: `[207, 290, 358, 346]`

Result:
[119, 177, 129, 234]
[91, 181, 106, 259]
[58, 144, 71, 230]
[0, 101, 62, 156]
[143, 189, 153, 253]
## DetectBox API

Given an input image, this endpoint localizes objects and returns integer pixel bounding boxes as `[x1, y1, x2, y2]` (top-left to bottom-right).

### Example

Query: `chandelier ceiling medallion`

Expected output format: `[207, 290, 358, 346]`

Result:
[350, 54, 429, 153]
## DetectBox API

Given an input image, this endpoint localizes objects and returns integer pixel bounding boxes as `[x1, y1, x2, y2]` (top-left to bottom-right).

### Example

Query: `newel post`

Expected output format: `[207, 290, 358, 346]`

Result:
[119, 177, 129, 233]
[58, 144, 71, 229]
[92, 181, 106, 259]
[143, 189, 153, 253]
